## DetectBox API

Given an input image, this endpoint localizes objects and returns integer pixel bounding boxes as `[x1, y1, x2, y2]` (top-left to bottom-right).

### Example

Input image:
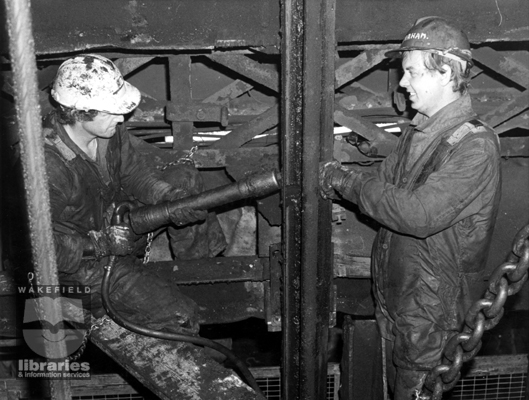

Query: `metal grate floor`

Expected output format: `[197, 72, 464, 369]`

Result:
[66, 356, 526, 400]
[73, 396, 144, 400]
[448, 372, 527, 400]
[255, 372, 339, 400]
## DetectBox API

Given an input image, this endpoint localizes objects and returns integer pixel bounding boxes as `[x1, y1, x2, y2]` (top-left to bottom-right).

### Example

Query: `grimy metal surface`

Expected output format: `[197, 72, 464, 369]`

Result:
[335, 0, 529, 44]
[168, 55, 194, 150]
[4, 0, 71, 398]
[281, 0, 335, 399]
[298, 2, 335, 399]
[1, 0, 528, 57]
[0, 0, 280, 55]
[88, 317, 263, 400]
[280, 0, 304, 397]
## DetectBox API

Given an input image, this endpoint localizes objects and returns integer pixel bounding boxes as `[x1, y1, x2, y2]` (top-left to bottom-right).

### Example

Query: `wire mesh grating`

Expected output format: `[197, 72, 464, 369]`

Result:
[252, 363, 340, 400]
[445, 354, 528, 400]
[447, 372, 527, 400]
[66, 356, 526, 400]
[73, 396, 144, 400]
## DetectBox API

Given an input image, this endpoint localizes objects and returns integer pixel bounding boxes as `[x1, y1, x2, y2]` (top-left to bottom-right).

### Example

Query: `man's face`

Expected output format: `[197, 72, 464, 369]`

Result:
[399, 51, 445, 117]
[80, 111, 124, 139]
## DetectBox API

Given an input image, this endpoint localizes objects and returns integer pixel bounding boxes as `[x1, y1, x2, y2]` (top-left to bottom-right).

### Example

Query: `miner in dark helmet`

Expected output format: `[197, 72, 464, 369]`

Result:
[320, 17, 501, 399]
[43, 54, 226, 333]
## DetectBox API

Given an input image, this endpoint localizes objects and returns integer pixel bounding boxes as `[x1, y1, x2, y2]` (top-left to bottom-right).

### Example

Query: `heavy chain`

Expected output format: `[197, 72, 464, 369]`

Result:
[143, 232, 154, 265]
[26, 273, 111, 361]
[417, 224, 529, 400]
[68, 316, 110, 361]
[158, 145, 198, 170]
[147, 145, 198, 263]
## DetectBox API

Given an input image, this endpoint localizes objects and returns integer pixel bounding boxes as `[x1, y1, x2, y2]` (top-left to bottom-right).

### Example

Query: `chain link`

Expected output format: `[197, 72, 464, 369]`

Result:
[148, 145, 198, 263]
[158, 145, 198, 170]
[26, 273, 111, 362]
[417, 224, 529, 400]
[67, 316, 110, 361]
[143, 232, 154, 265]
[69, 146, 195, 362]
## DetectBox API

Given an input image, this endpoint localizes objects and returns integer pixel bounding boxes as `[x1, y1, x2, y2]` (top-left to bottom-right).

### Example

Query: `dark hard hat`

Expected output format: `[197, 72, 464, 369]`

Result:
[385, 16, 473, 67]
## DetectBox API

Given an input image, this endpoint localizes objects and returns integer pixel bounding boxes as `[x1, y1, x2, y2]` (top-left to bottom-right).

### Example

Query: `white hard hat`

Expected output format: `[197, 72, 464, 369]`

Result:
[51, 54, 141, 114]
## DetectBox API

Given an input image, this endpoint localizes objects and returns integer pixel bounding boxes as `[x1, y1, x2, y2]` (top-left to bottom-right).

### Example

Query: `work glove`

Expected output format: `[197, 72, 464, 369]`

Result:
[160, 186, 207, 227]
[87, 225, 137, 259]
[319, 160, 358, 200]
[168, 207, 207, 227]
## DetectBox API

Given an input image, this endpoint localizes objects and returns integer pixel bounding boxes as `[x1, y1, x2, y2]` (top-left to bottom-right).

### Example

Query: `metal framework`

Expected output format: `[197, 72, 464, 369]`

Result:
[1, 1, 528, 399]
[280, 1, 335, 398]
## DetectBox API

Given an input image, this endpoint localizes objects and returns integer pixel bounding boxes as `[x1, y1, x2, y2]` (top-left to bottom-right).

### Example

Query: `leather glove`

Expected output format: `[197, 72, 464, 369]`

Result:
[159, 186, 207, 227]
[319, 160, 358, 200]
[168, 207, 207, 227]
[87, 225, 137, 259]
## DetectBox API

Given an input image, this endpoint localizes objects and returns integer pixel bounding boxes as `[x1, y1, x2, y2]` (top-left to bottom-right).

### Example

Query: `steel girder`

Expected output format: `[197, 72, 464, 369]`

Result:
[123, 46, 528, 159]
[2, 2, 528, 399]
[280, 1, 335, 400]
[1, 0, 529, 56]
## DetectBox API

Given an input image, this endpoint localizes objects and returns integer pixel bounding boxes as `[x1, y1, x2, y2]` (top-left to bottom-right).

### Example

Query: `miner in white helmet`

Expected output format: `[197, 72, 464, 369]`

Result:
[44, 54, 226, 333]
[319, 17, 501, 399]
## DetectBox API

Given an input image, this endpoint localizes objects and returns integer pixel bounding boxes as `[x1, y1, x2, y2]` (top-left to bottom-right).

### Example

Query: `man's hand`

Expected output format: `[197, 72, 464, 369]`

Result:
[158, 185, 207, 226]
[88, 226, 137, 259]
[319, 160, 344, 200]
[168, 207, 207, 227]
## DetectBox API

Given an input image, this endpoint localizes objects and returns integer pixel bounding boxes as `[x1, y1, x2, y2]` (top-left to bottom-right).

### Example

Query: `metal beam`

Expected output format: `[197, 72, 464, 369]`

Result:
[1, 0, 527, 56]
[114, 56, 155, 77]
[281, 0, 335, 399]
[281, 0, 303, 394]
[335, 50, 387, 89]
[281, 0, 304, 396]
[168, 55, 194, 150]
[148, 256, 268, 284]
[299, 1, 336, 398]
[0, 0, 281, 56]
[86, 316, 264, 400]
[207, 54, 279, 93]
[473, 47, 529, 89]
[211, 105, 278, 149]
[202, 79, 254, 105]
[495, 113, 529, 135]
[340, 317, 385, 400]
[483, 90, 529, 128]
[335, 0, 529, 44]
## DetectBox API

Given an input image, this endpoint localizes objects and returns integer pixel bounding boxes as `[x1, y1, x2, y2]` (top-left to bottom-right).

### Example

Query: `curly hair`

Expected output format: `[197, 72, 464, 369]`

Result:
[55, 105, 99, 126]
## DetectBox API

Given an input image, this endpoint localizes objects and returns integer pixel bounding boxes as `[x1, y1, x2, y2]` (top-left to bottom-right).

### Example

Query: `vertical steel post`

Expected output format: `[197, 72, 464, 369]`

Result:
[4, 0, 71, 398]
[280, 0, 303, 393]
[526, 361, 529, 400]
[169, 55, 194, 150]
[281, 0, 335, 398]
